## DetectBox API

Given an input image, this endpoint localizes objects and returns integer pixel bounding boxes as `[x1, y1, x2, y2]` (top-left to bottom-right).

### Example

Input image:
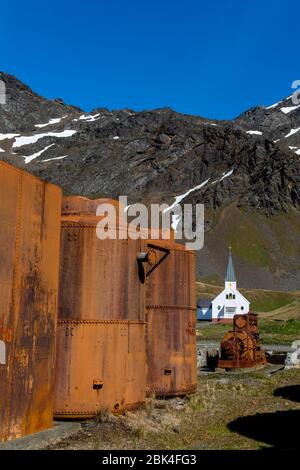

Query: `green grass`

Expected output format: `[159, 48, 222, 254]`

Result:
[197, 323, 229, 342]
[197, 319, 300, 345]
[259, 319, 300, 345]
[200, 274, 223, 286]
[210, 206, 276, 270]
[201, 206, 300, 281]
[247, 292, 295, 312]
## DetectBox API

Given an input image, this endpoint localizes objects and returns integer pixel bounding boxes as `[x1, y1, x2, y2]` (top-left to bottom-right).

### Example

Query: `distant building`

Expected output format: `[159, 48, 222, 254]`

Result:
[197, 298, 213, 321]
[197, 248, 250, 323]
[211, 247, 250, 322]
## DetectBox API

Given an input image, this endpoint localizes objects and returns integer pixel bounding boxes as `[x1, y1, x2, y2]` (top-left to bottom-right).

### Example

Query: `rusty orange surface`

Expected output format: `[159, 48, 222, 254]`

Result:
[218, 313, 267, 369]
[54, 320, 145, 417]
[0, 162, 61, 442]
[145, 239, 197, 396]
[58, 218, 145, 321]
[54, 196, 146, 416]
[62, 196, 124, 216]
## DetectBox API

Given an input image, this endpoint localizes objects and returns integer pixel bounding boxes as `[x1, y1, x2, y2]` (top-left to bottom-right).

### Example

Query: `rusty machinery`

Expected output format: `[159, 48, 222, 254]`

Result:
[218, 313, 267, 370]
[54, 196, 147, 418]
[138, 237, 197, 397]
[0, 162, 61, 442]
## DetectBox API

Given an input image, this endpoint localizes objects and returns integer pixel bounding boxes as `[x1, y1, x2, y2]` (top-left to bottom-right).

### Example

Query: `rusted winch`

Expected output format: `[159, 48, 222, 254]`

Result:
[218, 313, 267, 370]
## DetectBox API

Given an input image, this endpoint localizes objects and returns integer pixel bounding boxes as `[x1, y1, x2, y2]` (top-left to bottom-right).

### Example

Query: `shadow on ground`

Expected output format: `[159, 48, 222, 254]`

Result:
[274, 385, 300, 402]
[228, 410, 300, 449]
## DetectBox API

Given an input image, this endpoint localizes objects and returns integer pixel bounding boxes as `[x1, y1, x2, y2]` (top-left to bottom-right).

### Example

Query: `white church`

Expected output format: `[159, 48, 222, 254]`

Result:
[197, 248, 250, 323]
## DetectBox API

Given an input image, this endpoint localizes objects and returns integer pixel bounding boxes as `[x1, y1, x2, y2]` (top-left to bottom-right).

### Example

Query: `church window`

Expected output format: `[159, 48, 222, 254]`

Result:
[218, 306, 221, 310]
[241, 306, 244, 311]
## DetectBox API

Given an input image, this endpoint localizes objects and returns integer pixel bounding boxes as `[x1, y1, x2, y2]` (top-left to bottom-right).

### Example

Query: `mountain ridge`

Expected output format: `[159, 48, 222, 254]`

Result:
[1, 72, 300, 290]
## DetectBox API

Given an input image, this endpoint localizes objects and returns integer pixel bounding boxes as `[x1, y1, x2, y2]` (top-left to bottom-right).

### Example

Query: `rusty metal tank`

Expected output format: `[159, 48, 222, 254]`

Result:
[0, 161, 61, 442]
[143, 237, 197, 397]
[54, 196, 146, 417]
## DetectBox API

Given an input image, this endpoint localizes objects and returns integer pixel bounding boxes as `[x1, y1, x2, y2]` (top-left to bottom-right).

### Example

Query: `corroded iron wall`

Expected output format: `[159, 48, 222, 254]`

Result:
[54, 320, 145, 417]
[145, 240, 197, 396]
[54, 197, 146, 417]
[58, 215, 145, 322]
[0, 162, 61, 442]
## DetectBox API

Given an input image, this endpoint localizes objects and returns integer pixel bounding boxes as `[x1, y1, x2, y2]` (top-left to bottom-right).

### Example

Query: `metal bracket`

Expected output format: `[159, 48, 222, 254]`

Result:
[137, 244, 170, 282]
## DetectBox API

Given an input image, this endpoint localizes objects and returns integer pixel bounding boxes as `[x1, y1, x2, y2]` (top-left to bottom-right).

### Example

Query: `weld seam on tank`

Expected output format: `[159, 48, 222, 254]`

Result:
[146, 305, 195, 310]
[54, 410, 98, 414]
[147, 385, 197, 395]
[0, 160, 54, 182]
[57, 320, 145, 325]
[54, 400, 146, 416]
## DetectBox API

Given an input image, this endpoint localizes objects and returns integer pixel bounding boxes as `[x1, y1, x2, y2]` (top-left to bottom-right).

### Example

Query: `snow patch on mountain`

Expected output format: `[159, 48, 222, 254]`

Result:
[219, 169, 234, 181]
[246, 130, 262, 135]
[0, 133, 20, 141]
[266, 101, 282, 109]
[285, 127, 300, 138]
[41, 155, 68, 162]
[164, 178, 210, 214]
[73, 114, 100, 122]
[281, 105, 300, 114]
[22, 144, 55, 164]
[289, 146, 300, 155]
[171, 213, 182, 231]
[35, 116, 67, 128]
[13, 130, 77, 148]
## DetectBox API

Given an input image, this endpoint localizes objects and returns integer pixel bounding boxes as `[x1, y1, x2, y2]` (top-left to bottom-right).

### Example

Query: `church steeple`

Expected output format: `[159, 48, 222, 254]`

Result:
[225, 246, 236, 283]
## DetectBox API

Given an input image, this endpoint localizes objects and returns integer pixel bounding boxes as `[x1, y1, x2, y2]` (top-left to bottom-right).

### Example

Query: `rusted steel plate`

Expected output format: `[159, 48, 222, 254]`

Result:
[54, 320, 146, 417]
[54, 197, 146, 415]
[58, 205, 145, 322]
[0, 162, 61, 442]
[62, 196, 123, 216]
[145, 239, 197, 396]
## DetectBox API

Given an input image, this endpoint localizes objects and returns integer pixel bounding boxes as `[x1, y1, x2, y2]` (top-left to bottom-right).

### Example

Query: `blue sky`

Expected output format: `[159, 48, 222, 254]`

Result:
[0, 0, 299, 119]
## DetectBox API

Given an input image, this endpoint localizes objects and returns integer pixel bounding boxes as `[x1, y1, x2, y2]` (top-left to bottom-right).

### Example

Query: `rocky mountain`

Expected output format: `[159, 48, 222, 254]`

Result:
[1, 71, 300, 291]
[235, 94, 300, 148]
[0, 72, 80, 133]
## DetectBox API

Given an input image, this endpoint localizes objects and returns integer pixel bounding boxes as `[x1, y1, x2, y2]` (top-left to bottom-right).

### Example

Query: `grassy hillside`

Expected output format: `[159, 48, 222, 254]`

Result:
[198, 206, 300, 291]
